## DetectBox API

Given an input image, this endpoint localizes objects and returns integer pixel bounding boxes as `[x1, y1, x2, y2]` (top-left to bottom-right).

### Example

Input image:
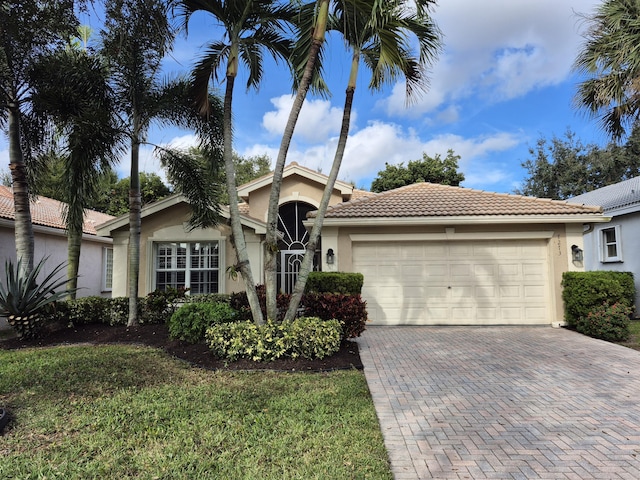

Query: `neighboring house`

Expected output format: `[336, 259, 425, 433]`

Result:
[571, 177, 640, 307]
[0, 185, 115, 297]
[97, 162, 607, 326]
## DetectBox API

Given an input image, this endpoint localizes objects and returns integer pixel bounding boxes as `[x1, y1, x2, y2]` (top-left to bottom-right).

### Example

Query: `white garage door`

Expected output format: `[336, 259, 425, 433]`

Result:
[353, 239, 551, 325]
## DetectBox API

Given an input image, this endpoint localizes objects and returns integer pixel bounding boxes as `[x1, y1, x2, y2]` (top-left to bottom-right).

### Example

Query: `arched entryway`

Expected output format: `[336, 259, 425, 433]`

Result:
[277, 201, 321, 293]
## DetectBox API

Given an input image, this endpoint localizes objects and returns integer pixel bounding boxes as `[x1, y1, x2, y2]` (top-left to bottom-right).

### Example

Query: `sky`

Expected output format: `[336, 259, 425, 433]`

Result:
[0, 0, 612, 195]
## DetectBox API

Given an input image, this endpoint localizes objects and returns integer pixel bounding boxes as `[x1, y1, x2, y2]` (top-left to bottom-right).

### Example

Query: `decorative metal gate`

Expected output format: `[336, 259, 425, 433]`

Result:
[277, 202, 320, 293]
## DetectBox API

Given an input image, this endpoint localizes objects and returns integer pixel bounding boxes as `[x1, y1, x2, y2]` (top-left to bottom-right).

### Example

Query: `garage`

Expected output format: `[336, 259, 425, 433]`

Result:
[353, 239, 551, 325]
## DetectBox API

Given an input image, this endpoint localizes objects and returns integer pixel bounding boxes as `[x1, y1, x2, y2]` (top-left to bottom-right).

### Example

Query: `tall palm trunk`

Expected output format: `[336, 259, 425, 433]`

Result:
[8, 102, 34, 277]
[284, 53, 358, 322]
[264, 0, 330, 321]
[67, 227, 82, 299]
[128, 117, 142, 327]
[223, 66, 264, 325]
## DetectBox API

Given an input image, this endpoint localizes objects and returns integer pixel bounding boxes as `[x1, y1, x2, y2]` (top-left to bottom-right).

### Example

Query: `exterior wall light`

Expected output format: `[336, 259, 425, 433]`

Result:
[326, 248, 335, 265]
[571, 244, 583, 263]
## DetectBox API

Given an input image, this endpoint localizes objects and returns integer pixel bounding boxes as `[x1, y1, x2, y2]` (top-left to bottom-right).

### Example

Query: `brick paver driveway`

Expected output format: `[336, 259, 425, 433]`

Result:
[356, 326, 640, 479]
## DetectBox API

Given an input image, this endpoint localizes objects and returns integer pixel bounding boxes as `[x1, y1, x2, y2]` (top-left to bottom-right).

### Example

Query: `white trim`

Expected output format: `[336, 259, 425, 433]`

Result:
[598, 225, 623, 263]
[349, 231, 555, 242]
[95, 193, 188, 235]
[237, 163, 353, 200]
[0, 217, 113, 244]
[102, 247, 113, 292]
[149, 240, 225, 294]
[97, 195, 268, 236]
[317, 214, 610, 227]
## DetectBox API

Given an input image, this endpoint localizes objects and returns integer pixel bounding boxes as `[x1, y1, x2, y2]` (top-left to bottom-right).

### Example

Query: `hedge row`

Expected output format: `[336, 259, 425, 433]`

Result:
[44, 291, 232, 327]
[206, 317, 342, 361]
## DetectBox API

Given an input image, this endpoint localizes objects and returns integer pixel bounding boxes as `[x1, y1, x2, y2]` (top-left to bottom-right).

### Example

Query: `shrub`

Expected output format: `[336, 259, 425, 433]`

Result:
[562, 271, 635, 327]
[301, 293, 367, 339]
[576, 302, 632, 342]
[107, 297, 130, 325]
[169, 302, 238, 343]
[305, 272, 364, 295]
[67, 296, 112, 325]
[206, 317, 342, 362]
[289, 317, 343, 359]
[141, 288, 187, 324]
[229, 285, 290, 321]
[185, 293, 231, 305]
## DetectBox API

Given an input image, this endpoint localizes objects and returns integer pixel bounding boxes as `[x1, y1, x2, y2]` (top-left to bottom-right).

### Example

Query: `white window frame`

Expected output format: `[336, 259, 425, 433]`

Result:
[153, 241, 220, 294]
[102, 247, 114, 292]
[599, 225, 623, 263]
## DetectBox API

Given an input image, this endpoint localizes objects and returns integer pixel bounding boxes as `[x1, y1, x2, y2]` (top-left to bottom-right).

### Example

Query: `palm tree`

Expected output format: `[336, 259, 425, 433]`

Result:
[101, 0, 179, 326]
[263, 0, 331, 321]
[178, 0, 296, 325]
[282, 0, 440, 321]
[0, 1, 83, 276]
[574, 0, 640, 140]
[28, 47, 121, 298]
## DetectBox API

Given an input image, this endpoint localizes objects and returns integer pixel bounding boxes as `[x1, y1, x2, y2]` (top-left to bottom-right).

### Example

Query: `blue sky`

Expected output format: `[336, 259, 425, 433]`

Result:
[1, 0, 612, 195]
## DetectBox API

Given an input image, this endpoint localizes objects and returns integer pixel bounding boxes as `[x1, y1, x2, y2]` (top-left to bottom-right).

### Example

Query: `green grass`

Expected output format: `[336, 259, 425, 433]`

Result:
[0, 345, 391, 479]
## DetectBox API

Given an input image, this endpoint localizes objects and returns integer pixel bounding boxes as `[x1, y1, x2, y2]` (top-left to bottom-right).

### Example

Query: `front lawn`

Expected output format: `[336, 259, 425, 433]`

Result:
[0, 345, 391, 479]
[616, 320, 640, 351]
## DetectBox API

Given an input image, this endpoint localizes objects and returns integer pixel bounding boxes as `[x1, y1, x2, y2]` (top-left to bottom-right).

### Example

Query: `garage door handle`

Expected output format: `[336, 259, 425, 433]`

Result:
[448, 286, 451, 289]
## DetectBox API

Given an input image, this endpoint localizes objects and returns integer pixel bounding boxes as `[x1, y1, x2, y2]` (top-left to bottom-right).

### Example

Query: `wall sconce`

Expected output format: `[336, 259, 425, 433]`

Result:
[571, 244, 583, 263]
[326, 248, 335, 265]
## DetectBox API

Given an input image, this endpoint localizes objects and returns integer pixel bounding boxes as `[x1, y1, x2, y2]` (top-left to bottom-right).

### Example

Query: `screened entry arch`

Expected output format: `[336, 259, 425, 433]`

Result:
[277, 201, 321, 293]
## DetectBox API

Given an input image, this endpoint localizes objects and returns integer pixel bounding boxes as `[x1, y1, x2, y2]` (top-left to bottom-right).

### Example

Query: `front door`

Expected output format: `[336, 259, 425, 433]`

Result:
[277, 202, 321, 293]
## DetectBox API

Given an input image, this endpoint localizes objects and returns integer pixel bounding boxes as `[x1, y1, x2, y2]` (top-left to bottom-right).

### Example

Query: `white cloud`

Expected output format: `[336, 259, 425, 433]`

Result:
[380, 0, 601, 117]
[253, 119, 525, 191]
[262, 95, 350, 142]
[115, 145, 167, 184]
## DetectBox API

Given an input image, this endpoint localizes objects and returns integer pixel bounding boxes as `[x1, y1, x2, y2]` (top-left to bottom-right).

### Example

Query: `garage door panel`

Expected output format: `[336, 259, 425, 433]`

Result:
[353, 239, 551, 326]
[523, 285, 546, 298]
[473, 263, 498, 278]
[499, 285, 522, 298]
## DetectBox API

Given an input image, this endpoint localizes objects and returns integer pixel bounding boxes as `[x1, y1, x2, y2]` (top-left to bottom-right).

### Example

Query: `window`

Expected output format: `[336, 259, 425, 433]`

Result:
[600, 226, 622, 262]
[155, 242, 219, 294]
[103, 247, 113, 291]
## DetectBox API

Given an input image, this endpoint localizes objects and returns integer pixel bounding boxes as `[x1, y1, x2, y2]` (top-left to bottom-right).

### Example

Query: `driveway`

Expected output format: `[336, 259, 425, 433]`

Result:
[356, 326, 640, 479]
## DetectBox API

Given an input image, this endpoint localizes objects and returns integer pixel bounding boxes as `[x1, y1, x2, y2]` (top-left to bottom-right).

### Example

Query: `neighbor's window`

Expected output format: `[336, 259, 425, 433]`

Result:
[600, 226, 622, 262]
[103, 247, 113, 291]
[155, 242, 219, 294]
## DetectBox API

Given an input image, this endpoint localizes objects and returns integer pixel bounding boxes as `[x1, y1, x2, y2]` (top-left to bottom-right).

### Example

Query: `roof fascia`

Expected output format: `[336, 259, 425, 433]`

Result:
[237, 164, 353, 200]
[0, 217, 113, 244]
[96, 194, 189, 236]
[307, 214, 612, 227]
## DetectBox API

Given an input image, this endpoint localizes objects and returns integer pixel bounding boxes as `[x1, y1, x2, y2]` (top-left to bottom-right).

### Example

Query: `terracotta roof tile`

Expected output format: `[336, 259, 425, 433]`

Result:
[351, 188, 375, 200]
[314, 182, 603, 218]
[0, 185, 114, 235]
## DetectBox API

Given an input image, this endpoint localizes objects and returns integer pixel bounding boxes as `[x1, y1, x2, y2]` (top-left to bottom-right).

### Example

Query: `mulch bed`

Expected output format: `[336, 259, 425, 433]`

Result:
[0, 323, 364, 373]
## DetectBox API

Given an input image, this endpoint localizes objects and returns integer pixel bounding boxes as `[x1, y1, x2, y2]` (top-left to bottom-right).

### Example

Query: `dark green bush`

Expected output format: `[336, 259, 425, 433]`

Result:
[229, 285, 290, 321]
[562, 271, 635, 327]
[576, 302, 632, 342]
[305, 272, 364, 294]
[169, 302, 237, 343]
[206, 317, 342, 361]
[67, 296, 113, 324]
[141, 287, 187, 324]
[185, 293, 230, 305]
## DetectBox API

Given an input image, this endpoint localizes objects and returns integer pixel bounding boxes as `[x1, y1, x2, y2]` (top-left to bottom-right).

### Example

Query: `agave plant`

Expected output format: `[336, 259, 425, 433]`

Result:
[0, 258, 76, 339]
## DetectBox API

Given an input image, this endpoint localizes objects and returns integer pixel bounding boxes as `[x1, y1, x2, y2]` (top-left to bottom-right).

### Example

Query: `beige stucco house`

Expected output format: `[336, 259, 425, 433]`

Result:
[96, 162, 608, 326]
